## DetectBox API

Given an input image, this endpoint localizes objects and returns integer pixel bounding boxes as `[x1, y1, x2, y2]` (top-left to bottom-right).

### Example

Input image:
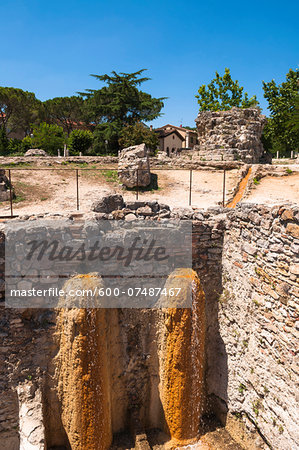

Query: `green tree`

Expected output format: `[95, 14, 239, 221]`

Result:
[196, 68, 258, 111]
[92, 122, 121, 155]
[21, 135, 34, 153]
[287, 94, 299, 134]
[0, 87, 20, 130]
[0, 127, 9, 155]
[25, 122, 66, 155]
[183, 125, 196, 130]
[263, 68, 299, 155]
[10, 90, 41, 137]
[68, 129, 93, 155]
[44, 96, 84, 136]
[0, 87, 41, 137]
[7, 138, 24, 155]
[119, 123, 158, 152]
[80, 69, 165, 154]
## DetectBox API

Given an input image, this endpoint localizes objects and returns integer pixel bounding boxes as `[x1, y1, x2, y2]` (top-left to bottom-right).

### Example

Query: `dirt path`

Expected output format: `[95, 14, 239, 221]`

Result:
[245, 171, 299, 205]
[1, 165, 297, 216]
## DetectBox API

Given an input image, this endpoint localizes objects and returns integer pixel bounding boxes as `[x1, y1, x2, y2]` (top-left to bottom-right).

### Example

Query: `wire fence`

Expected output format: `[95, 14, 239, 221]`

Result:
[0, 167, 228, 218]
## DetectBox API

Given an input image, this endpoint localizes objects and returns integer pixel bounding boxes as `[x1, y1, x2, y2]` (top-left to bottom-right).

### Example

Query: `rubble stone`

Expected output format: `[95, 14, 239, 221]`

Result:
[24, 149, 48, 157]
[0, 169, 11, 201]
[91, 193, 124, 213]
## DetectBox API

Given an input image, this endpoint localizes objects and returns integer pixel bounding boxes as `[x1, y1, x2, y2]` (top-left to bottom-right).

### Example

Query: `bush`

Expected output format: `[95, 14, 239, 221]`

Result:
[0, 129, 27, 156]
[262, 69, 299, 156]
[68, 129, 93, 155]
[7, 138, 24, 155]
[118, 123, 159, 153]
[28, 122, 66, 155]
[92, 122, 120, 155]
[21, 135, 33, 153]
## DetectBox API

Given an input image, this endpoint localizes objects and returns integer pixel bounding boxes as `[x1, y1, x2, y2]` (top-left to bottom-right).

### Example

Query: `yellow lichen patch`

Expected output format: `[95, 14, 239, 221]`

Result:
[159, 268, 206, 445]
[55, 274, 112, 450]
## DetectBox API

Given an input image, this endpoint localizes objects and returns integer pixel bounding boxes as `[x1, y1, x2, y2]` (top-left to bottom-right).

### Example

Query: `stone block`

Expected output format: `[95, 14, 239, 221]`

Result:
[118, 143, 151, 188]
[91, 193, 124, 213]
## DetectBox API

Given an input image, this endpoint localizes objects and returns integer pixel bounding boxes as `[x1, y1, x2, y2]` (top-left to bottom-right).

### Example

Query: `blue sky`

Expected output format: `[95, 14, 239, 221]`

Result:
[1, 0, 298, 127]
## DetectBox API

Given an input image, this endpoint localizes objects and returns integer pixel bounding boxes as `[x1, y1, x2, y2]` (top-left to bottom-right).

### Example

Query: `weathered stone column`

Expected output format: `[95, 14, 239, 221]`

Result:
[158, 268, 206, 445]
[55, 274, 112, 450]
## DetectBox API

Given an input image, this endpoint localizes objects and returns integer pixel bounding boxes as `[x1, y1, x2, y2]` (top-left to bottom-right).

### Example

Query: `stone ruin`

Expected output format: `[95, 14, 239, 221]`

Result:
[194, 107, 269, 163]
[0, 202, 298, 449]
[0, 170, 11, 201]
[118, 143, 151, 188]
[24, 148, 48, 157]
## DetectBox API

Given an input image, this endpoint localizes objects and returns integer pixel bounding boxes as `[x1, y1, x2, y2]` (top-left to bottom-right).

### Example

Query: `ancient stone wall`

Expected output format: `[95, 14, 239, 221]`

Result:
[211, 204, 298, 449]
[0, 203, 298, 449]
[195, 107, 268, 163]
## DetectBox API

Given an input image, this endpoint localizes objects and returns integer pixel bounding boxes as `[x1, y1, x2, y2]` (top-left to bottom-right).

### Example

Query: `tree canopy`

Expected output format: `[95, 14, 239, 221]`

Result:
[68, 129, 93, 155]
[119, 123, 158, 151]
[262, 68, 299, 155]
[24, 122, 66, 155]
[80, 69, 165, 153]
[0, 126, 9, 155]
[196, 68, 258, 111]
[43, 96, 84, 136]
[0, 87, 41, 137]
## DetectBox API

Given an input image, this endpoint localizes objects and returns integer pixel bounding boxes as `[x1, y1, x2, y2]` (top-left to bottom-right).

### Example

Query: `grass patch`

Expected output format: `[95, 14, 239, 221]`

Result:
[253, 177, 260, 185]
[242, 339, 248, 348]
[13, 194, 26, 203]
[0, 162, 31, 168]
[103, 169, 118, 183]
[286, 168, 293, 174]
[239, 383, 247, 395]
[252, 399, 262, 417]
[72, 162, 89, 168]
[11, 180, 52, 206]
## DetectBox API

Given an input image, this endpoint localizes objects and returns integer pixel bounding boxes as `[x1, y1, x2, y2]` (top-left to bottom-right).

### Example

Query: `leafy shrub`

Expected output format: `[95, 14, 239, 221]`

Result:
[26, 122, 66, 155]
[68, 129, 93, 155]
[119, 123, 159, 153]
[21, 135, 33, 152]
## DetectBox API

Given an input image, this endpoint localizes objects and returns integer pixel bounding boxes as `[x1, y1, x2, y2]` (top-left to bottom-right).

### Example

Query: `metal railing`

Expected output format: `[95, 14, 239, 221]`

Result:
[0, 167, 227, 218]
